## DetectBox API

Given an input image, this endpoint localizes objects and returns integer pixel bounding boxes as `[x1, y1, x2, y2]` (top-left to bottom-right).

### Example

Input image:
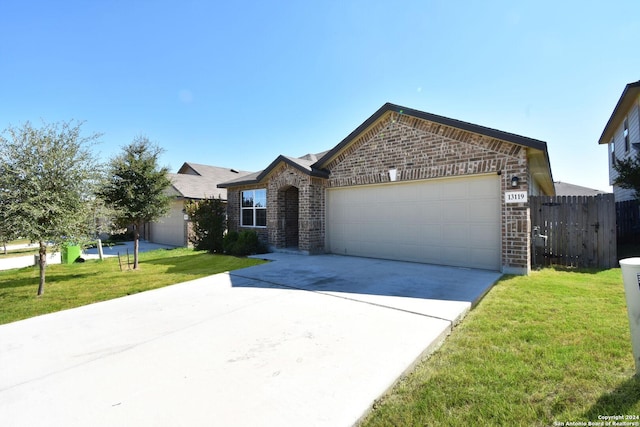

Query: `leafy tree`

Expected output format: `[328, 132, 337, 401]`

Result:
[185, 197, 226, 253]
[0, 214, 17, 255]
[99, 136, 171, 269]
[0, 120, 101, 295]
[84, 196, 119, 240]
[614, 152, 640, 199]
[0, 168, 20, 254]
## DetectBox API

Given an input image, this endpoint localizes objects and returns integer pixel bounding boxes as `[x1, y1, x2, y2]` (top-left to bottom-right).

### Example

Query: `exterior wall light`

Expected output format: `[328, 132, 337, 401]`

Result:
[511, 176, 520, 187]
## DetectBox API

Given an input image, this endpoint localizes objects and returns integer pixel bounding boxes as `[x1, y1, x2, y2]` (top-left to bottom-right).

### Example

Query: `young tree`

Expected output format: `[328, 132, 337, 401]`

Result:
[185, 197, 226, 253]
[99, 136, 171, 269]
[0, 120, 101, 295]
[614, 152, 640, 199]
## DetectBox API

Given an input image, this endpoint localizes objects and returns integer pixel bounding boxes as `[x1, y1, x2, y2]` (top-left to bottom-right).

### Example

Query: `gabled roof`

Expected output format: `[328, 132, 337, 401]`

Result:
[218, 103, 554, 193]
[170, 162, 252, 200]
[598, 80, 640, 144]
[217, 154, 329, 188]
[554, 181, 610, 196]
[177, 162, 250, 179]
[315, 103, 549, 167]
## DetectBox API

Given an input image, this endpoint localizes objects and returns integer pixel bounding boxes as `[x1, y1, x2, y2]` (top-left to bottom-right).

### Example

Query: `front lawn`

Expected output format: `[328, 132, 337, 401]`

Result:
[0, 248, 266, 325]
[361, 268, 640, 426]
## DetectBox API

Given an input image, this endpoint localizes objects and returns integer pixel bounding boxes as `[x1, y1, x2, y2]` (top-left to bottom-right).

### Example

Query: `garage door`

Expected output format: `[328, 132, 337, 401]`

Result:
[326, 174, 500, 270]
[150, 202, 185, 247]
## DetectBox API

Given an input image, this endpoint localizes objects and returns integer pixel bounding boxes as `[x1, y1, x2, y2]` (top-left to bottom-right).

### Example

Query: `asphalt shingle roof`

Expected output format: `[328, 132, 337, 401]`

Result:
[553, 181, 609, 196]
[170, 163, 252, 200]
[218, 103, 553, 190]
[218, 153, 329, 188]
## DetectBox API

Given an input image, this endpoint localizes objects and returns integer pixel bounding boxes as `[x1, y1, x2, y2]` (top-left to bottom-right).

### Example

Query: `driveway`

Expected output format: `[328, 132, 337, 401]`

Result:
[0, 253, 501, 426]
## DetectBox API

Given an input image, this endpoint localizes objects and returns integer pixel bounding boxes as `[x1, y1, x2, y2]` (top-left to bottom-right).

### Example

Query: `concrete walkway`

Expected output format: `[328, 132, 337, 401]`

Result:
[0, 241, 176, 271]
[0, 254, 501, 426]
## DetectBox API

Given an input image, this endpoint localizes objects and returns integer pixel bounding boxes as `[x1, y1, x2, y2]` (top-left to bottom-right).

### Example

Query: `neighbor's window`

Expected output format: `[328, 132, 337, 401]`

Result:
[624, 118, 630, 152]
[241, 189, 267, 227]
[611, 138, 615, 165]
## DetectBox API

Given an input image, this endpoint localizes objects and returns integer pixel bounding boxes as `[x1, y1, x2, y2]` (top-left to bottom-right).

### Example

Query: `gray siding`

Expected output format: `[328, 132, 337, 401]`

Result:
[610, 95, 640, 202]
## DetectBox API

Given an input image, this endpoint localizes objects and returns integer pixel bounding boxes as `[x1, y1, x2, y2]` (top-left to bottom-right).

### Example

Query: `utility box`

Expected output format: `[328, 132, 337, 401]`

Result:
[620, 257, 640, 375]
[61, 245, 81, 264]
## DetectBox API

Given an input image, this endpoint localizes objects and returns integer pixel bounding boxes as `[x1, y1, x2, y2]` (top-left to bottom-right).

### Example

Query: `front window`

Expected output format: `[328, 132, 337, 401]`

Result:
[241, 189, 266, 227]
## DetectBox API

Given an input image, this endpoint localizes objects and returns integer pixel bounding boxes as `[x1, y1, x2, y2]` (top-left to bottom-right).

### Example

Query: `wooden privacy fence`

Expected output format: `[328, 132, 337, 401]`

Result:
[616, 200, 640, 243]
[530, 195, 617, 268]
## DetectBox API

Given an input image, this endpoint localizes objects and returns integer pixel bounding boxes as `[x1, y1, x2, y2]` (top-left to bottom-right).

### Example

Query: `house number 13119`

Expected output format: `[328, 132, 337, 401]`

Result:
[505, 191, 528, 204]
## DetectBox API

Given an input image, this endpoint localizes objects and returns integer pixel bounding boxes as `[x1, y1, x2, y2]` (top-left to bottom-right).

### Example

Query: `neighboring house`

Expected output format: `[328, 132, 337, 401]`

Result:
[554, 181, 610, 196]
[219, 103, 554, 275]
[148, 162, 252, 246]
[598, 80, 640, 202]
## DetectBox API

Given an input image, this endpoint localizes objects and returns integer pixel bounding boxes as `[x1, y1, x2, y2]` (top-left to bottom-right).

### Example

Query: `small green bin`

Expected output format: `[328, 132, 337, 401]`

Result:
[61, 245, 81, 264]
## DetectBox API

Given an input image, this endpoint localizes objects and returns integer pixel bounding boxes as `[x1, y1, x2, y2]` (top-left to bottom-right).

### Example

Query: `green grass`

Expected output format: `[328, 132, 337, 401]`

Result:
[6, 238, 31, 245]
[361, 268, 640, 426]
[0, 248, 266, 325]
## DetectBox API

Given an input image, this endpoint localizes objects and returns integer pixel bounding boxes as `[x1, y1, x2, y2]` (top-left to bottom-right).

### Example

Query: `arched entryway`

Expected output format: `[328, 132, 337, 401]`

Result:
[278, 185, 299, 249]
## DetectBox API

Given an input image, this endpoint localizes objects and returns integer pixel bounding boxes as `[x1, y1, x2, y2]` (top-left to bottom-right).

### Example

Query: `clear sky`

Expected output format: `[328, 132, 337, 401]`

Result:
[1, 0, 639, 192]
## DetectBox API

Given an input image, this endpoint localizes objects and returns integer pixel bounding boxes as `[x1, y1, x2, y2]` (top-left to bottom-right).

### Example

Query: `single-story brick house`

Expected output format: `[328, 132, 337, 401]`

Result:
[148, 162, 251, 246]
[219, 103, 554, 274]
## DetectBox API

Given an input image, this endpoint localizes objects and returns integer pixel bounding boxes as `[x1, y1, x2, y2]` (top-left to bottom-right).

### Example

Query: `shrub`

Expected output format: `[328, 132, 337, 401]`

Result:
[222, 231, 236, 254]
[108, 230, 135, 242]
[223, 230, 267, 256]
[186, 198, 226, 253]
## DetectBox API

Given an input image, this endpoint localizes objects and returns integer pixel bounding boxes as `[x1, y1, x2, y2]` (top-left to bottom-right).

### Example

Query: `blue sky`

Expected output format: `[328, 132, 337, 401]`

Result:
[1, 1, 639, 191]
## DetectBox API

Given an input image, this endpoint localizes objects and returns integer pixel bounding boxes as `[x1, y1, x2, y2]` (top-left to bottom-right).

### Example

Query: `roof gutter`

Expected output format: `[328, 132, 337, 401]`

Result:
[598, 80, 640, 144]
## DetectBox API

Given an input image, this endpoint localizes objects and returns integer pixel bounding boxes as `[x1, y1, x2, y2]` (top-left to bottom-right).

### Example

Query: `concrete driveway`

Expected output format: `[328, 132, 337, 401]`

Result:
[0, 253, 501, 426]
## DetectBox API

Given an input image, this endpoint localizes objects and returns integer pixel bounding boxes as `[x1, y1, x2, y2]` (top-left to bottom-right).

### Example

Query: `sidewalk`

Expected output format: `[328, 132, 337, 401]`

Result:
[83, 240, 177, 258]
[0, 241, 177, 271]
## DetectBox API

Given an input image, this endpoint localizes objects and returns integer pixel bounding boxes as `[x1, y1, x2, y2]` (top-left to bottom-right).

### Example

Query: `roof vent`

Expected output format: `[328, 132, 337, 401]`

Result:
[230, 168, 239, 173]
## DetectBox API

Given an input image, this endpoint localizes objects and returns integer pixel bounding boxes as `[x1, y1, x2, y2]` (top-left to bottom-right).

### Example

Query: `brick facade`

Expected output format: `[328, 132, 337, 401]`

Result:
[227, 110, 536, 274]
[227, 164, 326, 254]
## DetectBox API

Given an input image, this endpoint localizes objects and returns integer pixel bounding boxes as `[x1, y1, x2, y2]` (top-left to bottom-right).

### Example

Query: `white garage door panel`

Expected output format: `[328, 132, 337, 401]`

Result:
[470, 224, 499, 244]
[474, 200, 497, 221]
[446, 201, 469, 222]
[443, 224, 470, 246]
[150, 202, 185, 247]
[326, 175, 500, 270]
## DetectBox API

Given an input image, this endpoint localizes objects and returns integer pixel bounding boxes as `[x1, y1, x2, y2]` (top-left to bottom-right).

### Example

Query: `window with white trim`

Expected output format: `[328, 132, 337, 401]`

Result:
[624, 118, 630, 152]
[241, 189, 266, 227]
[611, 137, 615, 165]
